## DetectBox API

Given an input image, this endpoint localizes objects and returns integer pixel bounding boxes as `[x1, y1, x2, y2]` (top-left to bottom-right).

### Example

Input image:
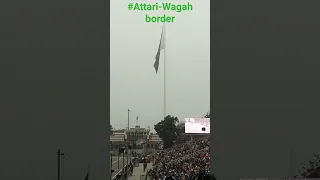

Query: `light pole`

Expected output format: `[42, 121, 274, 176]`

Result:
[128, 109, 130, 131]
[127, 108, 130, 179]
[57, 149, 65, 180]
[122, 148, 125, 174]
[117, 150, 120, 170]
[110, 155, 112, 179]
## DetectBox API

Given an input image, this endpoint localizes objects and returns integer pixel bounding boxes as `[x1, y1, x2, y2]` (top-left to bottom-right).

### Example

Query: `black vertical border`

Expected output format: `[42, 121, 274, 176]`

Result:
[210, 1, 320, 180]
[0, 0, 110, 179]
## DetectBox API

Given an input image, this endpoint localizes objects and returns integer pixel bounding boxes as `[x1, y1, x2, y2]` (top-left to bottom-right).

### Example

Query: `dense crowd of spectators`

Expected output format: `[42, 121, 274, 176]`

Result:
[148, 136, 210, 180]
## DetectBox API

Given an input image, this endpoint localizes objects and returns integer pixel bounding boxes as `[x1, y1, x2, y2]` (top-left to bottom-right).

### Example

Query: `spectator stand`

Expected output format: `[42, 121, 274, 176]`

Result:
[147, 136, 210, 180]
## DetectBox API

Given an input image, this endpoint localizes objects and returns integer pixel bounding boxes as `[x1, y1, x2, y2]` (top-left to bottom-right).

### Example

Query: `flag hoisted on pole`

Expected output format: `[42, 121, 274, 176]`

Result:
[136, 115, 139, 126]
[154, 26, 165, 73]
[154, 24, 166, 120]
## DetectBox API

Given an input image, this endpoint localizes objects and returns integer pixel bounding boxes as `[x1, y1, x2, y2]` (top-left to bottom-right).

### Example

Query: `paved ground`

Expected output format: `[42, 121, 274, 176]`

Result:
[110, 155, 133, 179]
[128, 163, 153, 180]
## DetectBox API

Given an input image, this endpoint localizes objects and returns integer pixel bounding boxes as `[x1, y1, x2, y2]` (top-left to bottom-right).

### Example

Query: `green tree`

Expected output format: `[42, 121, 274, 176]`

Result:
[110, 124, 113, 135]
[296, 153, 320, 178]
[176, 122, 187, 144]
[204, 110, 210, 118]
[154, 115, 179, 149]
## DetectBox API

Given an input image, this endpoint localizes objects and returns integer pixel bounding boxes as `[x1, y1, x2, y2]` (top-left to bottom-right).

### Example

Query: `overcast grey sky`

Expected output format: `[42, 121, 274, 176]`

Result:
[111, 0, 210, 130]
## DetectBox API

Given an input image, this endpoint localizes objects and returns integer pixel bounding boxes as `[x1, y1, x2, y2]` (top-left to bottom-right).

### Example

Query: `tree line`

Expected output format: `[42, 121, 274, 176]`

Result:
[154, 111, 210, 149]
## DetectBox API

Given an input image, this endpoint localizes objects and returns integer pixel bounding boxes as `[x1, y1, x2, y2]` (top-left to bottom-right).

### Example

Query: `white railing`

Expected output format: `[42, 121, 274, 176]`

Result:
[111, 167, 124, 180]
[111, 161, 136, 180]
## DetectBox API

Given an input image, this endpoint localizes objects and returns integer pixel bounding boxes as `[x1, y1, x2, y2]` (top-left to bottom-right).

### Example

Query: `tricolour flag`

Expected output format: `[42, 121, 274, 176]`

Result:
[154, 27, 165, 73]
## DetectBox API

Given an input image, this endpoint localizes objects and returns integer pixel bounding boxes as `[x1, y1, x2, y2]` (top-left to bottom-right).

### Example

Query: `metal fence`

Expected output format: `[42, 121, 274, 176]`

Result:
[111, 161, 134, 180]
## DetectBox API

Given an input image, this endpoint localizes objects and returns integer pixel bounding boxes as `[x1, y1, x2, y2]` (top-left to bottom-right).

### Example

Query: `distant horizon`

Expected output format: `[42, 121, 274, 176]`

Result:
[110, 117, 211, 130]
[112, 128, 157, 134]
[110, 112, 209, 130]
[111, 125, 156, 132]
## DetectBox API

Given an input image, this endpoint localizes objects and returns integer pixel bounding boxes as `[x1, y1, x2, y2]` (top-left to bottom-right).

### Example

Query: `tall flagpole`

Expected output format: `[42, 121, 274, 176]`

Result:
[163, 23, 167, 120]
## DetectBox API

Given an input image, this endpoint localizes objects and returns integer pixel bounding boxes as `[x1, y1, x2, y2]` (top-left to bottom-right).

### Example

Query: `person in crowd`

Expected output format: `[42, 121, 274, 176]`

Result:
[148, 136, 210, 180]
[143, 161, 148, 172]
[129, 161, 133, 176]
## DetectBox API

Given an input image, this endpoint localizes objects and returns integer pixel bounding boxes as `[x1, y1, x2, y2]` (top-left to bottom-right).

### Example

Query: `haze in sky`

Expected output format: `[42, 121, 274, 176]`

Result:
[110, 0, 210, 130]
